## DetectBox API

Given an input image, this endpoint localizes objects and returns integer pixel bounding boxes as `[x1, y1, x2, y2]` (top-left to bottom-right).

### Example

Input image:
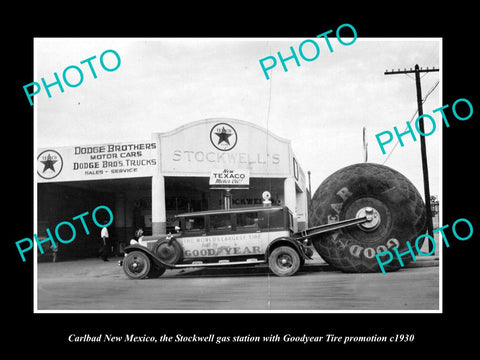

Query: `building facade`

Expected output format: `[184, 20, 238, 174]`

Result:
[37, 118, 308, 260]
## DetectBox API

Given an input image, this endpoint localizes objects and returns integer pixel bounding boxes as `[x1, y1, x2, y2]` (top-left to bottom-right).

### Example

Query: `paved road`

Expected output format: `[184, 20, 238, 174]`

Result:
[36, 258, 439, 311]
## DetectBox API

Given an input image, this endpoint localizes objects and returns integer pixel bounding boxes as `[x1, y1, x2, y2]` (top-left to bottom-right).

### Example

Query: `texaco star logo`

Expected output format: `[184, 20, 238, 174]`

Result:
[37, 150, 63, 180]
[209, 123, 237, 151]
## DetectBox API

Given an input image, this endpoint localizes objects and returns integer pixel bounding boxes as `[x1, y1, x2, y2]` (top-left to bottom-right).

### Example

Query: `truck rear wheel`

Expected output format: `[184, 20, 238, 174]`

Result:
[309, 163, 427, 273]
[268, 246, 301, 277]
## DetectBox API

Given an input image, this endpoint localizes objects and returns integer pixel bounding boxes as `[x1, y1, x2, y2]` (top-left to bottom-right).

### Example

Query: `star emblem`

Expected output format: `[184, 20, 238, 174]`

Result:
[209, 123, 237, 151]
[37, 150, 63, 180]
[41, 154, 57, 173]
[215, 127, 232, 145]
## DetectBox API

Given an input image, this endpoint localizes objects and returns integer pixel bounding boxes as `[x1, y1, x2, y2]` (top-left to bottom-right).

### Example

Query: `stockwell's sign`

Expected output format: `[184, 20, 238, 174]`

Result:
[156, 118, 291, 177]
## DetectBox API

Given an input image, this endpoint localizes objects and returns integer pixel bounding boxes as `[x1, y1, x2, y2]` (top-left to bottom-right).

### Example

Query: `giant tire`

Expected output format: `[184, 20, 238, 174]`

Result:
[309, 163, 427, 273]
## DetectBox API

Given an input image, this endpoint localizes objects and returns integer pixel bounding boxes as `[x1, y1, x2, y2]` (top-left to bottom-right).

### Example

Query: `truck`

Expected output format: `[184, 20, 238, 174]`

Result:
[121, 163, 427, 279]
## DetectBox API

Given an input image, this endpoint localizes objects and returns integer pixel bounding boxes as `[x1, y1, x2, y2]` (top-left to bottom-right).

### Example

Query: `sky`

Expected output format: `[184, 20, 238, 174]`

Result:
[35, 37, 441, 199]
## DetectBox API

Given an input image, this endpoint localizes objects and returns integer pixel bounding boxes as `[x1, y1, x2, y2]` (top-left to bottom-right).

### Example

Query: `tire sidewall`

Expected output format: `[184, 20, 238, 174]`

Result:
[123, 250, 151, 279]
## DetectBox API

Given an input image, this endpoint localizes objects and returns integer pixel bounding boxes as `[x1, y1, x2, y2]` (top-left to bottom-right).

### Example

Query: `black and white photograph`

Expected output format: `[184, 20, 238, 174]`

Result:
[32, 36, 442, 312]
[8, 5, 479, 354]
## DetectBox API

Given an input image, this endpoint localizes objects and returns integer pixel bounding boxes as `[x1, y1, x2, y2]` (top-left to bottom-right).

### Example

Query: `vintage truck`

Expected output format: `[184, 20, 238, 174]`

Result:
[121, 163, 427, 279]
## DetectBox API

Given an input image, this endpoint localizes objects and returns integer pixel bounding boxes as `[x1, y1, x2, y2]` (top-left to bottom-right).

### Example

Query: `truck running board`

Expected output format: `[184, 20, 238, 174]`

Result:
[173, 259, 266, 268]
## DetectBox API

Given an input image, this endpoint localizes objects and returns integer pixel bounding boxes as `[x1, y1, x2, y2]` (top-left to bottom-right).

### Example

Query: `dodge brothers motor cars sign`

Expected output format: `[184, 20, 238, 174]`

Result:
[37, 141, 158, 182]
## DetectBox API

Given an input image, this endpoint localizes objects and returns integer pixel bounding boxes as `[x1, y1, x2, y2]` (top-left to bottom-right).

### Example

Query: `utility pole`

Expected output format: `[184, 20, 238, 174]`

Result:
[307, 170, 312, 226]
[384, 64, 438, 250]
[363, 126, 368, 162]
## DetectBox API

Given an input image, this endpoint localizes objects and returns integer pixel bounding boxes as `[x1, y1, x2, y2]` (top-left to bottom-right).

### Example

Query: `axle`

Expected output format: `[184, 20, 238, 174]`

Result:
[294, 207, 378, 241]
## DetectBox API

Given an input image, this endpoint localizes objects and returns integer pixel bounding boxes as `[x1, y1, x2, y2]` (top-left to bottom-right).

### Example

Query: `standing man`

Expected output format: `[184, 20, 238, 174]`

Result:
[100, 220, 110, 261]
[50, 240, 58, 263]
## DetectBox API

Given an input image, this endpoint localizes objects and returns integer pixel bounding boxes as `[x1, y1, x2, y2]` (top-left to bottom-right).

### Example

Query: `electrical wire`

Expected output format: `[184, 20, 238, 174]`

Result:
[422, 81, 439, 103]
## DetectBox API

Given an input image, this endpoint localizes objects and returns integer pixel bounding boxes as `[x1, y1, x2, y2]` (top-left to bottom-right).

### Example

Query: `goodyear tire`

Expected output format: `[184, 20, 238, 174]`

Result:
[309, 163, 427, 273]
[152, 238, 182, 265]
[268, 246, 301, 277]
[123, 251, 151, 279]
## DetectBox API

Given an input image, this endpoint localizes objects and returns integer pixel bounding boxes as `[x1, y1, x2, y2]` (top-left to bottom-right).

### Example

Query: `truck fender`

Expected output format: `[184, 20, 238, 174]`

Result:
[123, 244, 176, 269]
[266, 237, 309, 260]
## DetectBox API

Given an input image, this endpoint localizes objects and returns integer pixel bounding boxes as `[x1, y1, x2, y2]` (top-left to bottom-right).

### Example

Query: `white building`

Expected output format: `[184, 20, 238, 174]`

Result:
[37, 118, 308, 259]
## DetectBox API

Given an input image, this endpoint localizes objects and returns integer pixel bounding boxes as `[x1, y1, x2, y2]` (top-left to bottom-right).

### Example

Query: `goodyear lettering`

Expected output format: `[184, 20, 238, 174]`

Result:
[336, 187, 353, 201]
[327, 187, 353, 249]
[349, 244, 363, 257]
[184, 246, 262, 257]
[346, 241, 399, 259]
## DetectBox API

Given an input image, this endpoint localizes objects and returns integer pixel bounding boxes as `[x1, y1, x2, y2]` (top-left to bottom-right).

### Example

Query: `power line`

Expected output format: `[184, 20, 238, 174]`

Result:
[423, 80, 439, 102]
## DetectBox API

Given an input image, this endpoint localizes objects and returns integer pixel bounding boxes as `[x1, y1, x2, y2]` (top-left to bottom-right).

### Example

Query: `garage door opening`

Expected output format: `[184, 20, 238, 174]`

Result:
[37, 177, 151, 261]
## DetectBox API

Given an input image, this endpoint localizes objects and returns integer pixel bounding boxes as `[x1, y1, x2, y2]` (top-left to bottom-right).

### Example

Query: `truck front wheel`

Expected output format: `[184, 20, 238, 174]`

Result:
[123, 251, 151, 279]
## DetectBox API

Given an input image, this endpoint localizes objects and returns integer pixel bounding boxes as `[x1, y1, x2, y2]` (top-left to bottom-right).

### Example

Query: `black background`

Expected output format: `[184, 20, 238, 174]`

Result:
[7, 3, 478, 355]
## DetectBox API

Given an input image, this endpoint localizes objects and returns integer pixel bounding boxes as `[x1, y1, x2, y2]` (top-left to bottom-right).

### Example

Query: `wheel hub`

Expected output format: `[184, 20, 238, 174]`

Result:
[279, 255, 292, 267]
[356, 206, 381, 231]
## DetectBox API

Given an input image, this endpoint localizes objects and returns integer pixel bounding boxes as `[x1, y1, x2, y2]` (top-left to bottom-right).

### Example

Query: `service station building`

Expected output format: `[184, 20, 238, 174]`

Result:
[37, 118, 309, 260]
